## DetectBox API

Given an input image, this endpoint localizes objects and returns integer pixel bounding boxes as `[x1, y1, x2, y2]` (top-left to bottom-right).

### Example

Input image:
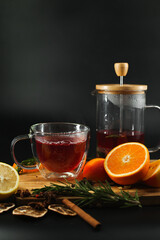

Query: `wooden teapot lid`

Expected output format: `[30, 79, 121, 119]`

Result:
[95, 84, 148, 92]
[96, 62, 147, 93]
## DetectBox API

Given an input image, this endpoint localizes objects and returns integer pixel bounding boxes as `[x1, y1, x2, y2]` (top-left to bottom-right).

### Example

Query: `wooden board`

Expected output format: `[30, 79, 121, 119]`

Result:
[18, 172, 160, 206]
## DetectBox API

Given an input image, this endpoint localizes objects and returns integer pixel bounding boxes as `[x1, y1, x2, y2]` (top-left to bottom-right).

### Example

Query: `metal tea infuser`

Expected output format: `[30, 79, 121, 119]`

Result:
[93, 63, 160, 158]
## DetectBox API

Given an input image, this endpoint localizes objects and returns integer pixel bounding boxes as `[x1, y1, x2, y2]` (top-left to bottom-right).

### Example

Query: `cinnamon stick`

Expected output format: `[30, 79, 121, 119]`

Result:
[62, 198, 101, 229]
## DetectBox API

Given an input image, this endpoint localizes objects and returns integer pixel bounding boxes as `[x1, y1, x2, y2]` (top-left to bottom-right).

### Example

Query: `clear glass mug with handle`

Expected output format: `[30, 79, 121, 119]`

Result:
[11, 122, 90, 179]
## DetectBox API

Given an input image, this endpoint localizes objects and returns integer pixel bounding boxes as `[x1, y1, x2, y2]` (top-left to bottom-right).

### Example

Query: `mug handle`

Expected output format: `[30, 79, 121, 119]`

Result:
[145, 105, 160, 153]
[11, 134, 37, 170]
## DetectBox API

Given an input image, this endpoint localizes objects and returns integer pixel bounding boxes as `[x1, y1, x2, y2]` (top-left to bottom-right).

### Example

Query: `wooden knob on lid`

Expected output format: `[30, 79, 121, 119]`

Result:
[114, 63, 129, 76]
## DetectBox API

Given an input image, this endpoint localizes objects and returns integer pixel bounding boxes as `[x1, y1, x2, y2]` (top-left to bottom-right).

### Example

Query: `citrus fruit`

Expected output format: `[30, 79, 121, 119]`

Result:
[12, 158, 39, 174]
[13, 163, 39, 174]
[142, 160, 160, 187]
[83, 158, 110, 182]
[0, 162, 19, 200]
[104, 142, 150, 185]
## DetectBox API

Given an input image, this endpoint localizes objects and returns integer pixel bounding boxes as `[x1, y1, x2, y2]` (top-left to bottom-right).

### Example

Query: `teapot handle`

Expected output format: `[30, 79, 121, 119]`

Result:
[145, 105, 160, 153]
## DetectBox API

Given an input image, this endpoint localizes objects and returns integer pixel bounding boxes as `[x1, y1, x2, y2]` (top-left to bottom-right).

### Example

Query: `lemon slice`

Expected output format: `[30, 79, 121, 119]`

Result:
[0, 162, 19, 200]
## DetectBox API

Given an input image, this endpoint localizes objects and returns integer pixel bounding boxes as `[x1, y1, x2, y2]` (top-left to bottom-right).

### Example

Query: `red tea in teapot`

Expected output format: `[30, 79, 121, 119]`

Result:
[96, 129, 144, 158]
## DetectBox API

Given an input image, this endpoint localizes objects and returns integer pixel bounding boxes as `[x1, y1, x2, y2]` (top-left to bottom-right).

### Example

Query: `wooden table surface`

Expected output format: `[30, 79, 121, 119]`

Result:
[18, 171, 160, 206]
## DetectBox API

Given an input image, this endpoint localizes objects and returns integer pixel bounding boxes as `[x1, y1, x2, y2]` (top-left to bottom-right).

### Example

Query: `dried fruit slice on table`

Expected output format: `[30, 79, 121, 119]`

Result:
[104, 142, 150, 185]
[142, 159, 160, 187]
[48, 204, 77, 216]
[0, 162, 19, 200]
[12, 206, 48, 218]
[0, 203, 15, 213]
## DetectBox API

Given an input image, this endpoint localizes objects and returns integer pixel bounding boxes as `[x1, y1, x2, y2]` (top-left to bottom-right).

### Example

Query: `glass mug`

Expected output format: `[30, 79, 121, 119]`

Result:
[11, 122, 90, 179]
[93, 84, 160, 158]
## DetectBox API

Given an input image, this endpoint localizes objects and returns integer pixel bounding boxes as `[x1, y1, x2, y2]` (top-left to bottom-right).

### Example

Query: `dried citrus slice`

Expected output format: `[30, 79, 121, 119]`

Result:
[0, 162, 19, 200]
[142, 160, 160, 187]
[104, 142, 150, 185]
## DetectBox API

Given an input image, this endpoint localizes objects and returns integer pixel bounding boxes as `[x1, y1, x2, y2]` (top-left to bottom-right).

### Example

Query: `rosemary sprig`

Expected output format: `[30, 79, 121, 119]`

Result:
[32, 179, 142, 208]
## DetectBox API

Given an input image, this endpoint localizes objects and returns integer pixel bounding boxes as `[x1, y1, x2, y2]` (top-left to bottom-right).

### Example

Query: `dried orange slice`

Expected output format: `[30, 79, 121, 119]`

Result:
[104, 142, 150, 185]
[142, 160, 160, 187]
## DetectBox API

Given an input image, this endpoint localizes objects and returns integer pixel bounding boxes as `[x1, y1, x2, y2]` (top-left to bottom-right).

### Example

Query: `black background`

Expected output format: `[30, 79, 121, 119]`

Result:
[0, 0, 160, 163]
[1, 1, 160, 240]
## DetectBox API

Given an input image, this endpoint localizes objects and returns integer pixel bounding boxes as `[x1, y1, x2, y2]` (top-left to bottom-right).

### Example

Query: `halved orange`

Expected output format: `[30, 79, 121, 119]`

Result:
[104, 142, 150, 185]
[142, 160, 160, 187]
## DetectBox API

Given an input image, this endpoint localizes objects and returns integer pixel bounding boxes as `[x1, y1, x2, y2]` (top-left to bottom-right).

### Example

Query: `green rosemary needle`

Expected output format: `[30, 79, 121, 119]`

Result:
[32, 179, 142, 208]
[14, 158, 37, 174]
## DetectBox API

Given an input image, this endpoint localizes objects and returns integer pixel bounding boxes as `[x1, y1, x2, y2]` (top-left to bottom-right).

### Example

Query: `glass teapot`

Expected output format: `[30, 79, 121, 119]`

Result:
[93, 63, 160, 158]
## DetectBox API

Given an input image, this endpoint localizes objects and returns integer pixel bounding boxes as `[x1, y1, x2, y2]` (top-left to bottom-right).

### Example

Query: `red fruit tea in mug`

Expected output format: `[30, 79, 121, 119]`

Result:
[96, 129, 144, 158]
[35, 136, 86, 172]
